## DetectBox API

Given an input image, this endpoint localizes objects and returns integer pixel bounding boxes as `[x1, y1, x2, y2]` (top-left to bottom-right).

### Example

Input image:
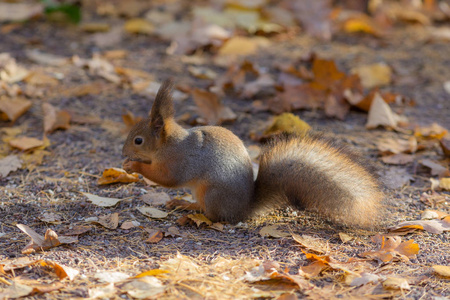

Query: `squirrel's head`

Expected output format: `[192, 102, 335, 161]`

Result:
[122, 79, 175, 163]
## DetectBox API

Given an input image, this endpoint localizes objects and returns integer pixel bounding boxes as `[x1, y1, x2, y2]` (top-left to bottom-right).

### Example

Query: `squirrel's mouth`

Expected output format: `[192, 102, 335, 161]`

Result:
[124, 157, 152, 164]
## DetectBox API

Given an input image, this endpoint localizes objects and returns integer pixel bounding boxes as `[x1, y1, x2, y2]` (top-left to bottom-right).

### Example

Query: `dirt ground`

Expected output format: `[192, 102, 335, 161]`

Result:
[0, 2, 449, 300]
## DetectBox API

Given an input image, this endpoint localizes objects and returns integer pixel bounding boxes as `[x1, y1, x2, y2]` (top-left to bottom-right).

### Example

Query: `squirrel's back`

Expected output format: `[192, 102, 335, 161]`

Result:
[254, 133, 383, 228]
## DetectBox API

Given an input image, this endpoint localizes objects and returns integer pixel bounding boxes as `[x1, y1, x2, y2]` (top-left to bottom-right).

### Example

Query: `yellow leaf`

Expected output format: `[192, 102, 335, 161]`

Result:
[134, 269, 170, 278]
[432, 265, 450, 277]
[219, 36, 269, 56]
[124, 18, 154, 34]
[98, 167, 140, 185]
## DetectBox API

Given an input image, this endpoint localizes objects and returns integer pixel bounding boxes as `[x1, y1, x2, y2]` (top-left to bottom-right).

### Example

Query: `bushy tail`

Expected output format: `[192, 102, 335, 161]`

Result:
[254, 133, 384, 228]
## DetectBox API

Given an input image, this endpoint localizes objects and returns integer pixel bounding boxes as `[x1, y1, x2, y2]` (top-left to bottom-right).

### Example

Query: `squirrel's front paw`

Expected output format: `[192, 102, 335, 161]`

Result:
[123, 158, 138, 174]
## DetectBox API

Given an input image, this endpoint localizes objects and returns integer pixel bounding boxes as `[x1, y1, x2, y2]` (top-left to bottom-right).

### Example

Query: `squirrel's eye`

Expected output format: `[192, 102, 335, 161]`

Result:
[134, 137, 143, 145]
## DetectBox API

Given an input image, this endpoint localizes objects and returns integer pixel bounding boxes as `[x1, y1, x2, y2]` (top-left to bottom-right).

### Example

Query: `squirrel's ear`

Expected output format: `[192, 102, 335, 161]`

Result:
[149, 79, 175, 136]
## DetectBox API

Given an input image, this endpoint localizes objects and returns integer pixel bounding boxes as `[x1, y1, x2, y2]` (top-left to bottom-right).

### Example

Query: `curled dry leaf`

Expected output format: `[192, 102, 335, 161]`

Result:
[137, 206, 168, 219]
[191, 88, 236, 125]
[259, 224, 290, 238]
[16, 224, 78, 254]
[42, 103, 71, 134]
[187, 213, 213, 227]
[299, 252, 331, 278]
[0, 155, 22, 177]
[349, 272, 381, 287]
[97, 167, 140, 185]
[83, 192, 122, 207]
[0, 97, 32, 122]
[292, 234, 328, 254]
[366, 93, 408, 129]
[414, 123, 448, 139]
[359, 234, 419, 263]
[389, 217, 450, 234]
[144, 229, 164, 243]
[39, 260, 79, 281]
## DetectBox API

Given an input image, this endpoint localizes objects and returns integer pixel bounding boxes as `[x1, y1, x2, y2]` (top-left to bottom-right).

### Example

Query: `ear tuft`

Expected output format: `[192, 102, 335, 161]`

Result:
[150, 79, 175, 135]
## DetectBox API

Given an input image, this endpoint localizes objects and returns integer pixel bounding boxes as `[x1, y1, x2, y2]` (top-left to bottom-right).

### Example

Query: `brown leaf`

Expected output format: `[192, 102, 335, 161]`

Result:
[144, 229, 164, 243]
[389, 218, 450, 234]
[42, 103, 71, 134]
[0, 97, 32, 122]
[381, 154, 415, 165]
[0, 155, 22, 177]
[9, 136, 44, 151]
[120, 220, 140, 230]
[122, 110, 143, 132]
[39, 260, 79, 280]
[420, 159, 450, 177]
[299, 252, 331, 277]
[137, 206, 168, 219]
[292, 234, 328, 254]
[97, 167, 140, 185]
[24, 71, 59, 86]
[218, 36, 269, 56]
[359, 234, 419, 263]
[93, 213, 119, 229]
[141, 191, 171, 206]
[187, 213, 213, 227]
[60, 225, 91, 236]
[259, 224, 290, 238]
[191, 88, 236, 125]
[377, 137, 418, 155]
[16, 224, 78, 254]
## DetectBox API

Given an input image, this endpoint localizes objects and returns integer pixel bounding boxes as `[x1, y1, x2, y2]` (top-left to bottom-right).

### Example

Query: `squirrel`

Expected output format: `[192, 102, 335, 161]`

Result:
[122, 79, 384, 228]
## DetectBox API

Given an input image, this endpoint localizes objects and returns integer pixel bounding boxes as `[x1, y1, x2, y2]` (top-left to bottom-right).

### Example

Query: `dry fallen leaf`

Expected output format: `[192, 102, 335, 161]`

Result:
[366, 93, 408, 129]
[0, 282, 34, 299]
[119, 276, 166, 299]
[263, 113, 310, 137]
[351, 63, 392, 89]
[377, 137, 418, 155]
[338, 232, 354, 243]
[420, 159, 450, 177]
[292, 234, 328, 254]
[187, 213, 213, 227]
[137, 206, 168, 219]
[97, 167, 140, 185]
[39, 212, 62, 224]
[259, 224, 290, 238]
[98, 213, 119, 230]
[83, 192, 122, 207]
[39, 260, 79, 281]
[16, 224, 78, 254]
[124, 18, 154, 34]
[191, 88, 236, 125]
[218, 36, 269, 56]
[415, 123, 448, 139]
[9, 136, 44, 151]
[389, 218, 450, 234]
[359, 234, 419, 263]
[381, 154, 415, 165]
[141, 191, 171, 206]
[144, 229, 164, 243]
[382, 277, 410, 291]
[432, 265, 450, 277]
[120, 220, 140, 230]
[0, 155, 22, 177]
[25, 49, 67, 66]
[0, 97, 32, 122]
[349, 272, 381, 287]
[42, 103, 71, 134]
[440, 137, 450, 157]
[299, 252, 331, 278]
